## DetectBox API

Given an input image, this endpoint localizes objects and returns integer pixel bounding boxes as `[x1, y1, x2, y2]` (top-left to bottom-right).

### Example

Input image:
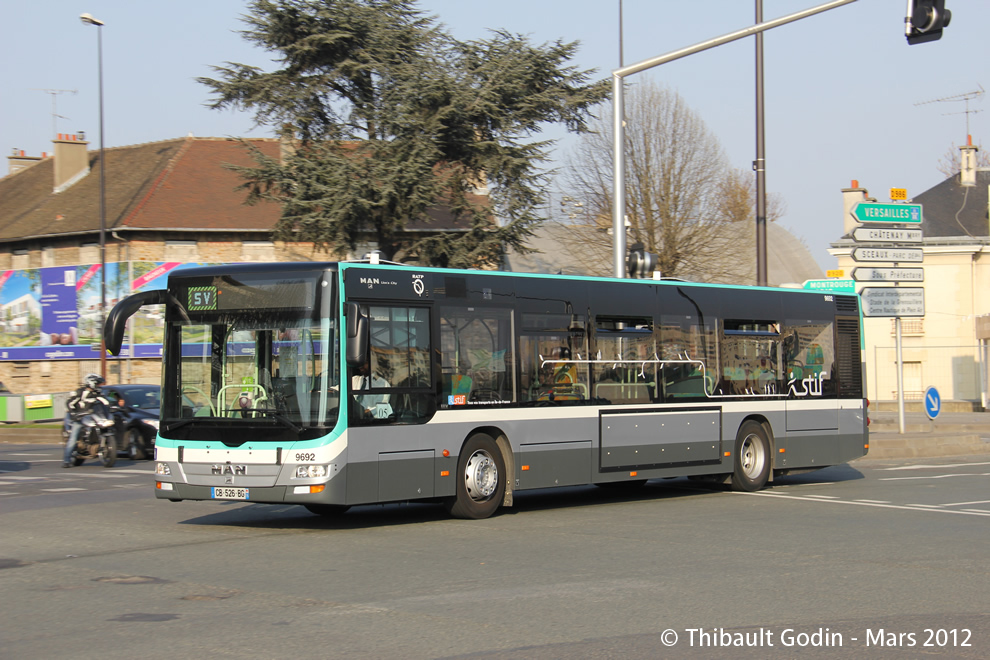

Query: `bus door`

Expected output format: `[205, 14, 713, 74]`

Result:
[346, 303, 437, 504]
[782, 317, 839, 465]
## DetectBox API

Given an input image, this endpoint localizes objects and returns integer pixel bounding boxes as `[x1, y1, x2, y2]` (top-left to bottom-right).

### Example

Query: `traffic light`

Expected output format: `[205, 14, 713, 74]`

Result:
[627, 242, 658, 279]
[906, 0, 951, 45]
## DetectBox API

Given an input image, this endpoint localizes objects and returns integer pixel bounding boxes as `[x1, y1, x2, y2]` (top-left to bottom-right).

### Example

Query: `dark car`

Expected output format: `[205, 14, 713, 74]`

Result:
[62, 384, 161, 460]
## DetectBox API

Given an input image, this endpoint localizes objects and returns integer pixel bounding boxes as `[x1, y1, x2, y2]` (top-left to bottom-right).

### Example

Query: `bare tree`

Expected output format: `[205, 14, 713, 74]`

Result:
[936, 141, 990, 179]
[559, 80, 782, 284]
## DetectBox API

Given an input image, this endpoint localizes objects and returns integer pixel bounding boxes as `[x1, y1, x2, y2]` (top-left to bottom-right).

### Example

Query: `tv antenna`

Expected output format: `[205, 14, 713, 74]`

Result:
[31, 88, 77, 139]
[915, 85, 985, 137]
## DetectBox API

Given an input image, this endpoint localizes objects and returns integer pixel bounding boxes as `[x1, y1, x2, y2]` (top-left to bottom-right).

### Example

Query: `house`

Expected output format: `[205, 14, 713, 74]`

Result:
[830, 142, 990, 409]
[0, 133, 473, 392]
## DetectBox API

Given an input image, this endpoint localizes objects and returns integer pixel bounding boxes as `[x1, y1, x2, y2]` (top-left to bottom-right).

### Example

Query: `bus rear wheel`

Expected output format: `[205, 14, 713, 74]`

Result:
[731, 421, 771, 492]
[445, 433, 505, 520]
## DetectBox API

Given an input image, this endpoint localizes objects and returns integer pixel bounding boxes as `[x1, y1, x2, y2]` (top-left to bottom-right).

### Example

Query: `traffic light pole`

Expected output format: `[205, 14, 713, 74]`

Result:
[611, 0, 857, 279]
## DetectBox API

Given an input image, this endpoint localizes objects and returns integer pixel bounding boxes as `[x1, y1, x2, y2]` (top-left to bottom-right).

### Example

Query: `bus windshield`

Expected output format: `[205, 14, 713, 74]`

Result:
[159, 270, 339, 441]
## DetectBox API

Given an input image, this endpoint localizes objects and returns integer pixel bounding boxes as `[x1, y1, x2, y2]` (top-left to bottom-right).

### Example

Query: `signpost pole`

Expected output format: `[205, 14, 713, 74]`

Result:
[896, 315, 905, 434]
[894, 259, 905, 434]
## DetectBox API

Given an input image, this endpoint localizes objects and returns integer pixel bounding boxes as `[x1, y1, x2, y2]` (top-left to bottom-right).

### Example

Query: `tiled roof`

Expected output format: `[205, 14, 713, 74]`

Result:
[123, 138, 282, 231]
[0, 137, 281, 243]
[0, 136, 481, 244]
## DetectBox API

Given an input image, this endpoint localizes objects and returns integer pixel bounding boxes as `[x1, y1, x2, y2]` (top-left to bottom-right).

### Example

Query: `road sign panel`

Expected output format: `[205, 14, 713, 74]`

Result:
[890, 188, 907, 200]
[860, 287, 925, 317]
[924, 386, 941, 420]
[852, 267, 924, 282]
[803, 279, 856, 293]
[851, 202, 922, 224]
[852, 247, 924, 263]
[825, 269, 844, 278]
[852, 226, 923, 243]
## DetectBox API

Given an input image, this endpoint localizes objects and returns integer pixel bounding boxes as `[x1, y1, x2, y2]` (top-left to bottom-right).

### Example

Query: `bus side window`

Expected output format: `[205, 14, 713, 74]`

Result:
[660, 318, 718, 399]
[439, 306, 514, 406]
[592, 317, 655, 404]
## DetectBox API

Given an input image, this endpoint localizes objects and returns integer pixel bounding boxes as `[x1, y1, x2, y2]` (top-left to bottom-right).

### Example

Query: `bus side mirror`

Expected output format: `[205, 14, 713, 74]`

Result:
[104, 289, 169, 356]
[346, 303, 369, 367]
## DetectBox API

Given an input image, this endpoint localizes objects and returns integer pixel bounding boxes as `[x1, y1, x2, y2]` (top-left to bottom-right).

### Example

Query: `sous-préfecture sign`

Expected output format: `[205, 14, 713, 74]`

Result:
[852, 267, 925, 282]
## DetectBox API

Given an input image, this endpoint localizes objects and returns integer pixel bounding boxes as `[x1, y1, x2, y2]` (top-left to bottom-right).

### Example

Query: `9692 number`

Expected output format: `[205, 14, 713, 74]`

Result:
[295, 452, 316, 462]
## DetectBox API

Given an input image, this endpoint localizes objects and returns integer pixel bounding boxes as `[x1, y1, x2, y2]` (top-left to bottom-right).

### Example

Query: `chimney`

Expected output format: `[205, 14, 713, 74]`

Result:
[53, 131, 90, 193]
[7, 148, 42, 175]
[960, 135, 978, 187]
[841, 179, 873, 235]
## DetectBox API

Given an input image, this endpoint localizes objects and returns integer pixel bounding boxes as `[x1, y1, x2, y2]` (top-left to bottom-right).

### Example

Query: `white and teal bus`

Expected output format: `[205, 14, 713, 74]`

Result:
[105, 261, 868, 519]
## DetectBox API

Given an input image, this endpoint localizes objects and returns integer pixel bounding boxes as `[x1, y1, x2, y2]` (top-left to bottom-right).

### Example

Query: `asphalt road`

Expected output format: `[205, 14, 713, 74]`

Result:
[1, 444, 988, 659]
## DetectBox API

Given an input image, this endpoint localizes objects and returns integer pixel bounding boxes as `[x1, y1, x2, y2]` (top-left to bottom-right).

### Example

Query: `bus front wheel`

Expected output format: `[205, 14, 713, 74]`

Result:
[731, 421, 771, 492]
[445, 433, 505, 520]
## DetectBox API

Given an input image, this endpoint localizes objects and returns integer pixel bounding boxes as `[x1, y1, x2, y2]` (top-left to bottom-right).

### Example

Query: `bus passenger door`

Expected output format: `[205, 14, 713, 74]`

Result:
[346, 303, 438, 504]
[783, 326, 839, 467]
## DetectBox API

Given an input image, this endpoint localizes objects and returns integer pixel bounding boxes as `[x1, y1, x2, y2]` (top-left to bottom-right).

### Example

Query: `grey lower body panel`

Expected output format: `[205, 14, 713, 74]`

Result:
[155, 403, 867, 506]
[599, 407, 722, 472]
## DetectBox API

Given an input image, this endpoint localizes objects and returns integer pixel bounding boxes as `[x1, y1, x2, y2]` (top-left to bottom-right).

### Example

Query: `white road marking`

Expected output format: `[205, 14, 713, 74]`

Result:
[64, 473, 131, 479]
[906, 504, 943, 508]
[880, 472, 990, 481]
[41, 488, 86, 492]
[854, 499, 891, 504]
[740, 491, 990, 517]
[962, 509, 990, 514]
[5, 453, 50, 457]
[943, 500, 990, 507]
[803, 494, 840, 499]
[882, 462, 990, 471]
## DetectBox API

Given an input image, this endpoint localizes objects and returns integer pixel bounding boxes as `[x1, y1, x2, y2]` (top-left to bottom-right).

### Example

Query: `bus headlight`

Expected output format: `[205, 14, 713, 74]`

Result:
[294, 465, 328, 479]
[156, 462, 171, 476]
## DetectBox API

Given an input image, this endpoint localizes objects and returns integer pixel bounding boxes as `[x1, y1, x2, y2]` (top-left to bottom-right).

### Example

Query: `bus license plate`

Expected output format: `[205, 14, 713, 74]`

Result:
[212, 487, 249, 500]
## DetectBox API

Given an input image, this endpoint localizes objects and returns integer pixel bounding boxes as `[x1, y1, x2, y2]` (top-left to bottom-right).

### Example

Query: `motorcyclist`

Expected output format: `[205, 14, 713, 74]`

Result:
[62, 373, 107, 467]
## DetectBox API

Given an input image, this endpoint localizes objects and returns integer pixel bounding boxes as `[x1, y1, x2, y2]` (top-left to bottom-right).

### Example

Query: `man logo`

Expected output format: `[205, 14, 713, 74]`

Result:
[212, 464, 246, 476]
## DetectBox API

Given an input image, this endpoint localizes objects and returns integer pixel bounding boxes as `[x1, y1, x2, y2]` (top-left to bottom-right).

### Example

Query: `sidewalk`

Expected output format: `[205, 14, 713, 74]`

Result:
[866, 410, 990, 459]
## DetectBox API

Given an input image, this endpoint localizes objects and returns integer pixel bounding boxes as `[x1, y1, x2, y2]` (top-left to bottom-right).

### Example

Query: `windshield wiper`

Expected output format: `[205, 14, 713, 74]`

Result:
[232, 408, 303, 434]
[163, 410, 303, 434]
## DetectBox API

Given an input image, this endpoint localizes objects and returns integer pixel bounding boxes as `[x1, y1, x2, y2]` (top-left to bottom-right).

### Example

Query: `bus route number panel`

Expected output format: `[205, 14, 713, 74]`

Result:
[599, 408, 721, 470]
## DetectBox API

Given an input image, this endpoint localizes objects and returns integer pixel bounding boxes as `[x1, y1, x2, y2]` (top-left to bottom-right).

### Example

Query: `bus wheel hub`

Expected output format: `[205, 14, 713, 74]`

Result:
[465, 450, 497, 501]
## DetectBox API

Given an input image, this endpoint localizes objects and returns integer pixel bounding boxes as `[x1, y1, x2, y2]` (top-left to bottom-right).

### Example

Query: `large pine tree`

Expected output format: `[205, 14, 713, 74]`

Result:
[200, 0, 608, 267]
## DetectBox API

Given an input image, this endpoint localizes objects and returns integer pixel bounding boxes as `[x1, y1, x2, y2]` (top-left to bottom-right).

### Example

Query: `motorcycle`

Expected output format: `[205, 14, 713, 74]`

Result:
[64, 398, 118, 468]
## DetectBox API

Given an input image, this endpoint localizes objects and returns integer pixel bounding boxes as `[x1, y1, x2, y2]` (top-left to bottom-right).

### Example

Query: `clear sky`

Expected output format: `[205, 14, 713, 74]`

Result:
[2, 1, 987, 273]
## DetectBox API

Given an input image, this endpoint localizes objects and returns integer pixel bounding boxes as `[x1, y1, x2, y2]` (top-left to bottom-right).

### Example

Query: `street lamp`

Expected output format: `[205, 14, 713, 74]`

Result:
[80, 12, 106, 380]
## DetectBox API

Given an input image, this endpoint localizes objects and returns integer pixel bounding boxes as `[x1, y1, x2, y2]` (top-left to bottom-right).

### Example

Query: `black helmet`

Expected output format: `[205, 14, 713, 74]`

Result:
[84, 373, 105, 389]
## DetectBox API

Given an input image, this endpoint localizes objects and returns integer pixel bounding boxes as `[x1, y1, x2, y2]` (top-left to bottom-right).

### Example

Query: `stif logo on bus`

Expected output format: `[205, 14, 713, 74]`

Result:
[448, 395, 467, 406]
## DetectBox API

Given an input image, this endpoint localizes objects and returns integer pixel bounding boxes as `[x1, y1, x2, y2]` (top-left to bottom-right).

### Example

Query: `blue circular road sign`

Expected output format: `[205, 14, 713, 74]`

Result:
[923, 386, 941, 420]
